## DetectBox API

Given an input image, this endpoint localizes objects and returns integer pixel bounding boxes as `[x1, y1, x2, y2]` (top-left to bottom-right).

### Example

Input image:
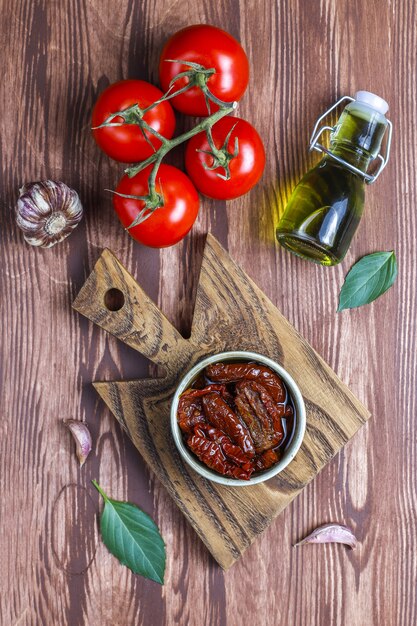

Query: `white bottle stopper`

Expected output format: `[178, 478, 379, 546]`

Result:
[354, 91, 389, 115]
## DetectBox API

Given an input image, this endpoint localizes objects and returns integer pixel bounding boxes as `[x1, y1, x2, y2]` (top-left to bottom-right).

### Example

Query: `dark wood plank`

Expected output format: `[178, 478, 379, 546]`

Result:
[0, 0, 415, 624]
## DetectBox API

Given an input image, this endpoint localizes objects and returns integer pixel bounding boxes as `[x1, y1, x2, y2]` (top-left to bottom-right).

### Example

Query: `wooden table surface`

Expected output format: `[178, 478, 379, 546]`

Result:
[1, 1, 416, 625]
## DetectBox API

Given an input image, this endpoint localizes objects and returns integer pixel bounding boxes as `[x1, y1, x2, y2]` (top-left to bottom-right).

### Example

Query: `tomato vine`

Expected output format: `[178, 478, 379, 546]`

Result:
[94, 62, 238, 228]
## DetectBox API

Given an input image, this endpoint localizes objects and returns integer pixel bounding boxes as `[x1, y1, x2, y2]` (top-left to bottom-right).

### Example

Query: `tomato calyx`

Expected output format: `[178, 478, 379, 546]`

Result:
[109, 188, 164, 229]
[162, 60, 228, 114]
[92, 102, 168, 150]
[197, 123, 239, 181]
[91, 103, 143, 129]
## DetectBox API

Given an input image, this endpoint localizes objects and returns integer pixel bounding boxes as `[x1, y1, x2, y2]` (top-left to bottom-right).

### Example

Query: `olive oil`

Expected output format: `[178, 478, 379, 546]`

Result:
[276, 92, 391, 265]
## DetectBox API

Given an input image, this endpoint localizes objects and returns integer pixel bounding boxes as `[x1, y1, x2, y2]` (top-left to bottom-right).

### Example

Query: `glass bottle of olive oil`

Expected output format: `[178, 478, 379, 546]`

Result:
[276, 91, 392, 265]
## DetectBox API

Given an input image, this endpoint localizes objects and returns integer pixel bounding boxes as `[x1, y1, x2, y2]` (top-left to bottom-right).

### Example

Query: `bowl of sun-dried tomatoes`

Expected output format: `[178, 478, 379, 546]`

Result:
[171, 351, 306, 486]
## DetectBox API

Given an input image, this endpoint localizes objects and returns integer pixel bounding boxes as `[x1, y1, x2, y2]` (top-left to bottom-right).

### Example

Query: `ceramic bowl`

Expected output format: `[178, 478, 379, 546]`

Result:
[170, 351, 306, 486]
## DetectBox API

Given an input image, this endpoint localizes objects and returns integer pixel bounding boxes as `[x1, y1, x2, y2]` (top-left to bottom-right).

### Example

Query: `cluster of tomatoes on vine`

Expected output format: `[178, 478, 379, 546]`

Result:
[92, 25, 266, 248]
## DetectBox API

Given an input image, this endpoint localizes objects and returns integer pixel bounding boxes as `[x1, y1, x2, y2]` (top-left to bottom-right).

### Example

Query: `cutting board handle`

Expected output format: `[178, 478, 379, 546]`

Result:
[73, 249, 190, 373]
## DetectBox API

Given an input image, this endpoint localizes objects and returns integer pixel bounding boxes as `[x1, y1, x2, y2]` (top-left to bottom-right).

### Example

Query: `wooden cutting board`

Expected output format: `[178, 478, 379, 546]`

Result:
[73, 234, 370, 569]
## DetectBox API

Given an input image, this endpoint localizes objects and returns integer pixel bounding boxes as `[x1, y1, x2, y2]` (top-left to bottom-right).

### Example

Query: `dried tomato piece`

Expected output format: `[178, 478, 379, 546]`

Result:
[254, 449, 280, 471]
[202, 392, 255, 459]
[183, 384, 228, 398]
[187, 434, 252, 480]
[238, 380, 284, 440]
[228, 465, 253, 480]
[177, 392, 206, 434]
[198, 424, 254, 470]
[234, 381, 283, 453]
[187, 434, 229, 475]
[234, 391, 265, 452]
[178, 384, 233, 434]
[205, 362, 286, 403]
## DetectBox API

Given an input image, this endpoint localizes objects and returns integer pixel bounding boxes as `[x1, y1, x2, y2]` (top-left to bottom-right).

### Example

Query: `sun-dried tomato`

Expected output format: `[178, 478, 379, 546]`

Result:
[205, 362, 286, 403]
[202, 392, 255, 459]
[197, 424, 254, 470]
[187, 434, 252, 480]
[237, 380, 284, 440]
[182, 384, 228, 398]
[178, 384, 233, 434]
[177, 393, 206, 434]
[254, 449, 280, 471]
[234, 381, 283, 453]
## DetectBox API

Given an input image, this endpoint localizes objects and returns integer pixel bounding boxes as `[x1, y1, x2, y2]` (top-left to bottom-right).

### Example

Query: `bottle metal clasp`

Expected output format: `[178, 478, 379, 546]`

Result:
[309, 95, 393, 184]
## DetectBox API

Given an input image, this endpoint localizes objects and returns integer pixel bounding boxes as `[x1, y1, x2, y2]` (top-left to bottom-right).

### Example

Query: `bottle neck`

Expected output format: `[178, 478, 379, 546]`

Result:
[327, 104, 388, 177]
[328, 144, 371, 174]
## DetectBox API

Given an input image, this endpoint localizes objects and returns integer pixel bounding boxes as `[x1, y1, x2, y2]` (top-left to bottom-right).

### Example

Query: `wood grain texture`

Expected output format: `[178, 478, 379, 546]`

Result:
[0, 0, 416, 624]
[73, 235, 370, 568]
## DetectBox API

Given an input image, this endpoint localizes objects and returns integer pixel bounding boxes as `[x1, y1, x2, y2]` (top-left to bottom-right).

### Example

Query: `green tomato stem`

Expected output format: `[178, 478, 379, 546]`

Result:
[126, 102, 237, 180]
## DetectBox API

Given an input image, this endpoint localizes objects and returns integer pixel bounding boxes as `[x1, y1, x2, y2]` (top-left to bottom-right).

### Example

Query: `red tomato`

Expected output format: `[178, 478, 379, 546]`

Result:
[159, 25, 249, 116]
[185, 117, 265, 200]
[92, 80, 176, 163]
[113, 165, 199, 247]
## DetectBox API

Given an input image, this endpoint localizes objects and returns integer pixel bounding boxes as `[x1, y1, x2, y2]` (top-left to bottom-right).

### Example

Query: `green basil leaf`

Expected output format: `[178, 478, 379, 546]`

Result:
[338, 251, 397, 312]
[92, 480, 166, 584]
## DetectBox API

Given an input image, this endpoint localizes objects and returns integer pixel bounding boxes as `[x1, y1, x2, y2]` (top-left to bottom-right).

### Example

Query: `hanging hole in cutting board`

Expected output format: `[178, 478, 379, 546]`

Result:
[104, 288, 125, 311]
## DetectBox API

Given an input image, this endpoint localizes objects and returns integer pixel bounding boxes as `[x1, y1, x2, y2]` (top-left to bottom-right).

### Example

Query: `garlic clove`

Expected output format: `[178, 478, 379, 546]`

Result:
[294, 523, 358, 549]
[64, 419, 92, 467]
[16, 181, 83, 248]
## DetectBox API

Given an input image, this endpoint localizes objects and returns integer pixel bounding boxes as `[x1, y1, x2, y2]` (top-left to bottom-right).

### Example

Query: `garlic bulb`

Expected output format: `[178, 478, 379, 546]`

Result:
[16, 180, 83, 248]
